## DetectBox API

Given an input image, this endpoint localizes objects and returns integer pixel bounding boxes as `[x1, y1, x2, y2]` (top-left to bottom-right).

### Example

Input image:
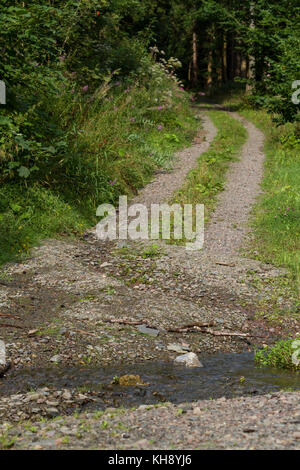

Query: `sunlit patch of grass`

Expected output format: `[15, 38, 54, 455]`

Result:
[0, 184, 88, 265]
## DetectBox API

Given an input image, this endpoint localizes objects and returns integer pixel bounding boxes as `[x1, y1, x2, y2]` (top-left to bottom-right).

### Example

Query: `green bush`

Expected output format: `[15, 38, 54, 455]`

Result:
[255, 338, 300, 371]
[0, 0, 154, 186]
[0, 1, 198, 264]
[0, 54, 197, 263]
[250, 33, 300, 124]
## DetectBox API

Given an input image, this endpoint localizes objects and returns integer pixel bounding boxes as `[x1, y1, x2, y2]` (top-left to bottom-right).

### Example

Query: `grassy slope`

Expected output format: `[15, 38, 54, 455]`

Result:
[0, 84, 198, 265]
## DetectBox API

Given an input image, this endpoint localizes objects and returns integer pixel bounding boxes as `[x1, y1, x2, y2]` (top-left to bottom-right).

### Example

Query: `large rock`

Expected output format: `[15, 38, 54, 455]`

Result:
[174, 352, 204, 368]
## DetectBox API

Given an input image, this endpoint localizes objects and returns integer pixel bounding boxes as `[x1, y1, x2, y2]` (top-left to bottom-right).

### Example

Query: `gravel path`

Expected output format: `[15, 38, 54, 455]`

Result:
[204, 113, 265, 256]
[132, 114, 217, 207]
[0, 108, 299, 450]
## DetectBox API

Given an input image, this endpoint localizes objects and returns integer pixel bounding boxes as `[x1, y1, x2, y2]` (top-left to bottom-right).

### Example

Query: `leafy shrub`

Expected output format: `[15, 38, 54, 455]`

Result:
[0, 1, 198, 264]
[0, 1, 153, 184]
[250, 33, 300, 124]
[0, 42, 196, 262]
[255, 338, 300, 371]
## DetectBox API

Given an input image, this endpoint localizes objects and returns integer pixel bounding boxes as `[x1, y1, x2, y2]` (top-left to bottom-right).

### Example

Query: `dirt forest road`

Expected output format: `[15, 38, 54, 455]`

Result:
[0, 106, 299, 450]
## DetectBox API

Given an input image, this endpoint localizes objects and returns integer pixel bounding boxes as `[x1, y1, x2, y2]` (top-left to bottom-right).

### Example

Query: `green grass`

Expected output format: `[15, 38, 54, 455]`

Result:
[255, 338, 300, 371]
[0, 185, 88, 265]
[0, 427, 16, 450]
[168, 108, 247, 244]
[0, 81, 198, 265]
[236, 108, 300, 297]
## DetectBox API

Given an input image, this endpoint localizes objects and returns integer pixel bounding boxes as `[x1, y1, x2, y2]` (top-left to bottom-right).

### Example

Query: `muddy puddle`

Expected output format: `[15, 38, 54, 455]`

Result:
[1, 352, 299, 411]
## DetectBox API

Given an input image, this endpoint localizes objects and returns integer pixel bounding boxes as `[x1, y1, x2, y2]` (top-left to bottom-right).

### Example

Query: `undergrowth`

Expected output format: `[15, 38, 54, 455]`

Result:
[0, 78, 197, 265]
[255, 338, 300, 371]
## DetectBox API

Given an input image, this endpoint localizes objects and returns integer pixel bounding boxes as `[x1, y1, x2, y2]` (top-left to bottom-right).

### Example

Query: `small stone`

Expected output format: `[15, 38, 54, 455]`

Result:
[135, 439, 150, 449]
[46, 400, 59, 407]
[28, 394, 40, 401]
[77, 394, 89, 401]
[28, 329, 38, 337]
[174, 352, 203, 368]
[138, 405, 148, 411]
[45, 407, 59, 418]
[0, 340, 6, 366]
[62, 391, 72, 400]
[193, 407, 201, 416]
[137, 325, 159, 337]
[50, 355, 62, 363]
[167, 343, 190, 354]
[31, 408, 41, 414]
[60, 426, 72, 435]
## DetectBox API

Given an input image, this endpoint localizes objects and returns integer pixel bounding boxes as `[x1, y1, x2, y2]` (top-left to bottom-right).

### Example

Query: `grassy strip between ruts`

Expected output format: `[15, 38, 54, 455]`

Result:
[168, 108, 247, 244]
[238, 108, 300, 299]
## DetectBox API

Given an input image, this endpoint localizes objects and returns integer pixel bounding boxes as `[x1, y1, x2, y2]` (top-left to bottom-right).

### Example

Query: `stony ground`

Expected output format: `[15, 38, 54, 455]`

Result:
[1, 392, 299, 450]
[0, 106, 299, 450]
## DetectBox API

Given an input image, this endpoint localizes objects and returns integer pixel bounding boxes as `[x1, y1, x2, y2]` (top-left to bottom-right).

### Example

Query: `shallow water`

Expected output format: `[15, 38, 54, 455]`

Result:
[1, 352, 299, 410]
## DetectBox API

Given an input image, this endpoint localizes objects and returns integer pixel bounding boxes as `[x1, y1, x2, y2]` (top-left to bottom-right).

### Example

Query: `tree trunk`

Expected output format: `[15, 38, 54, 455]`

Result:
[246, 2, 255, 93]
[207, 24, 215, 88]
[226, 34, 234, 81]
[222, 35, 228, 82]
[235, 47, 241, 77]
[230, 36, 235, 80]
[241, 57, 247, 78]
[192, 30, 198, 87]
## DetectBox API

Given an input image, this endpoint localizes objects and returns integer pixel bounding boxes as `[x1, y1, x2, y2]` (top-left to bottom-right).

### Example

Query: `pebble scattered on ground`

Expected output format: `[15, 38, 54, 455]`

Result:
[0, 109, 299, 450]
[1, 392, 299, 450]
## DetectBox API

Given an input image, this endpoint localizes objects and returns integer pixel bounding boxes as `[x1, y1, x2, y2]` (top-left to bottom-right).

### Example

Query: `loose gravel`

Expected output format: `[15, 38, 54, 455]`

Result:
[2, 392, 299, 450]
[0, 108, 299, 450]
